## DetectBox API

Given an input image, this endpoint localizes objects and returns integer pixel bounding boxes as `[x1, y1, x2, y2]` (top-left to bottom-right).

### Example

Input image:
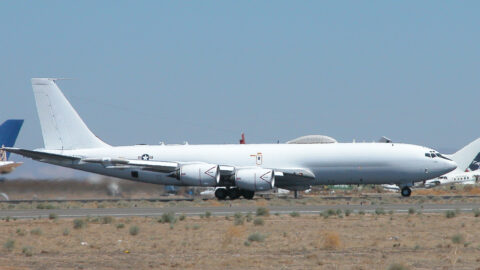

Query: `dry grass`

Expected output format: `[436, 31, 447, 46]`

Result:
[415, 189, 451, 196]
[0, 212, 479, 269]
[222, 225, 247, 248]
[208, 200, 223, 207]
[416, 185, 480, 196]
[322, 231, 341, 249]
[466, 187, 480, 195]
[255, 199, 268, 207]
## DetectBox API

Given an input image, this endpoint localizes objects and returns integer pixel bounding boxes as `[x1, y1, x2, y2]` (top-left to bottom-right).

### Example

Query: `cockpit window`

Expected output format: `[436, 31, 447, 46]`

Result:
[425, 151, 452, 160]
[436, 153, 452, 161]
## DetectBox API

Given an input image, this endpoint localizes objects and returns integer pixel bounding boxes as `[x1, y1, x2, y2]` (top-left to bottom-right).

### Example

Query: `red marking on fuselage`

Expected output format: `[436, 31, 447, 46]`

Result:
[239, 133, 245, 144]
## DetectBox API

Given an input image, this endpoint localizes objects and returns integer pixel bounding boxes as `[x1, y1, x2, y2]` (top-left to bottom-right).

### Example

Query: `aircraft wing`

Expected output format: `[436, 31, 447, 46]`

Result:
[272, 168, 316, 190]
[5, 147, 179, 173]
[123, 159, 178, 172]
[82, 157, 316, 189]
[5, 147, 316, 189]
[3, 147, 80, 162]
[82, 157, 178, 173]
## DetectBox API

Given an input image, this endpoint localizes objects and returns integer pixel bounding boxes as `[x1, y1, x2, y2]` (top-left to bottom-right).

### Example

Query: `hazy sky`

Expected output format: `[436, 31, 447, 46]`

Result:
[1, 1, 479, 178]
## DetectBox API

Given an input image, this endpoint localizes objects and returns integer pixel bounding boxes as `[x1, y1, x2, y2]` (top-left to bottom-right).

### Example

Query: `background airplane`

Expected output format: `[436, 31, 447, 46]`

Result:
[424, 141, 480, 188]
[5, 78, 456, 199]
[424, 172, 478, 188]
[0, 119, 24, 174]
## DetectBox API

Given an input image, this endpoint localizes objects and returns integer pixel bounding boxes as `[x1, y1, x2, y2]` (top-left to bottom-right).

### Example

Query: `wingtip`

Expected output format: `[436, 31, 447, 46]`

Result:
[1, 147, 19, 151]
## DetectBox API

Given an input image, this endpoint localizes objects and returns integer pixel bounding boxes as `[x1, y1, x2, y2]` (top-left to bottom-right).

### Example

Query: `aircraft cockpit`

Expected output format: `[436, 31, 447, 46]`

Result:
[425, 151, 452, 161]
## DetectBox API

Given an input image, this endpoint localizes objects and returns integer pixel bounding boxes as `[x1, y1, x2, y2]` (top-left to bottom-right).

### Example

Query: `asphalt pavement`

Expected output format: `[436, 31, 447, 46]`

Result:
[0, 202, 479, 219]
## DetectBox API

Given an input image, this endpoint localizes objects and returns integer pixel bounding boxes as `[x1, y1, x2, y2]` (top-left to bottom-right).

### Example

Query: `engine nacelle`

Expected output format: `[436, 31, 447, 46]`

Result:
[235, 168, 275, 191]
[179, 163, 220, 186]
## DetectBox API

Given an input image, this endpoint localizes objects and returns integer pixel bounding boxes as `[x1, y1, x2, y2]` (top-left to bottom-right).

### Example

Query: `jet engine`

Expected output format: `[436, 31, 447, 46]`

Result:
[178, 163, 220, 186]
[235, 168, 275, 191]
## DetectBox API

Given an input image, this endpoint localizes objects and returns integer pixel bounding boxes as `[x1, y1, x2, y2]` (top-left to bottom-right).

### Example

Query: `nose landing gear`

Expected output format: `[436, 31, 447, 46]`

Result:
[400, 186, 412, 197]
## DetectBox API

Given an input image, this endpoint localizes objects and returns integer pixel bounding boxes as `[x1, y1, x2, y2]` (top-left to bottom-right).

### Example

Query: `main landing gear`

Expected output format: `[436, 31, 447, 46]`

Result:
[400, 186, 412, 197]
[214, 188, 254, 200]
[214, 188, 228, 200]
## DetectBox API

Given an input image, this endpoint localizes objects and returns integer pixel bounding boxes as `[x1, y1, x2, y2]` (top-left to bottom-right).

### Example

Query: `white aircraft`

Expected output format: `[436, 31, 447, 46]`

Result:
[4, 78, 457, 199]
[0, 119, 24, 174]
[424, 142, 480, 188]
[424, 173, 478, 188]
[381, 184, 400, 192]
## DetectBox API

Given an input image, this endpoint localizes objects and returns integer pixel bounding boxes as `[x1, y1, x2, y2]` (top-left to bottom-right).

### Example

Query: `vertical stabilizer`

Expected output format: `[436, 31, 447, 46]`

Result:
[449, 138, 480, 172]
[31, 78, 110, 150]
[0, 119, 23, 159]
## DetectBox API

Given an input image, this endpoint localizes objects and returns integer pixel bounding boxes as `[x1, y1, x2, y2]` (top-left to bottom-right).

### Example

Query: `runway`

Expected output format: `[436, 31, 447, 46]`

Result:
[1, 202, 479, 219]
[2, 194, 480, 204]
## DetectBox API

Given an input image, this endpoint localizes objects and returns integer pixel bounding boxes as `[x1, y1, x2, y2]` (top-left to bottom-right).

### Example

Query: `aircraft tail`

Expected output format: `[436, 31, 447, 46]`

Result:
[0, 119, 23, 160]
[449, 138, 480, 172]
[31, 78, 110, 150]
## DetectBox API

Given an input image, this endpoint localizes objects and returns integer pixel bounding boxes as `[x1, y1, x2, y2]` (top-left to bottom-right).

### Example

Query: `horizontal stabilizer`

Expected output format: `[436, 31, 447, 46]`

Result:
[0, 162, 23, 174]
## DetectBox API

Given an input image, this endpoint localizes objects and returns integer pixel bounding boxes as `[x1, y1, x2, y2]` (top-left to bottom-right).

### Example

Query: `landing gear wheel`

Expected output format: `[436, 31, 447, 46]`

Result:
[242, 190, 255, 200]
[215, 188, 227, 200]
[227, 188, 240, 200]
[401, 187, 412, 197]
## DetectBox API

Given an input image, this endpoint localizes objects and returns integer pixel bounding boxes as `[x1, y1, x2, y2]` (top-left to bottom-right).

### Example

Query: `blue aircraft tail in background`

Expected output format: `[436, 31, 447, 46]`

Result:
[0, 119, 24, 160]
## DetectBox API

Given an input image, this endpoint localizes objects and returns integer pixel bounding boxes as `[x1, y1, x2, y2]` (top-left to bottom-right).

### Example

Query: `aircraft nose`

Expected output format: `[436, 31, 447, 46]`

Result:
[449, 161, 457, 171]
[443, 161, 457, 174]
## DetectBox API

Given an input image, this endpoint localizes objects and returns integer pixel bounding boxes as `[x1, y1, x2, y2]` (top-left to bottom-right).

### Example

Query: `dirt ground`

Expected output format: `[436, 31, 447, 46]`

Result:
[0, 211, 480, 270]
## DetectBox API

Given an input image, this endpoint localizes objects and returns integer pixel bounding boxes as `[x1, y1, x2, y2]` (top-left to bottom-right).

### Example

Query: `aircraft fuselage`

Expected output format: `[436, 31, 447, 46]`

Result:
[40, 142, 456, 188]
